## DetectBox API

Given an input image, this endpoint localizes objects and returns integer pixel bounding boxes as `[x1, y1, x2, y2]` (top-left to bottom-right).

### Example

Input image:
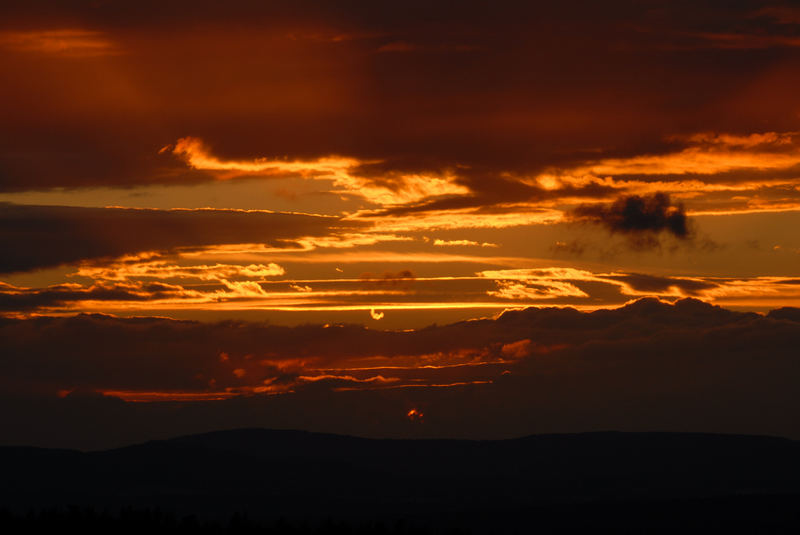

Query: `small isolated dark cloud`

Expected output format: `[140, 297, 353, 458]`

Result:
[360, 270, 416, 285]
[571, 193, 690, 247]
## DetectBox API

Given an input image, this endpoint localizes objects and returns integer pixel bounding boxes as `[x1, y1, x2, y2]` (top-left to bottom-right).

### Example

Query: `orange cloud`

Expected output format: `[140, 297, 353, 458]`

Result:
[169, 137, 468, 205]
[517, 132, 800, 217]
[542, 132, 800, 187]
[0, 29, 117, 57]
[354, 205, 564, 231]
[432, 238, 498, 247]
[407, 408, 424, 421]
[171, 136, 357, 178]
[297, 374, 398, 384]
[575, 142, 800, 177]
[500, 339, 532, 359]
[76, 261, 285, 282]
[488, 280, 589, 300]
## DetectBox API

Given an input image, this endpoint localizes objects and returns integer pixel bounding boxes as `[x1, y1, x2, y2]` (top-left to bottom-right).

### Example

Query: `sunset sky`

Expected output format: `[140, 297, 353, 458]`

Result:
[2, 1, 800, 449]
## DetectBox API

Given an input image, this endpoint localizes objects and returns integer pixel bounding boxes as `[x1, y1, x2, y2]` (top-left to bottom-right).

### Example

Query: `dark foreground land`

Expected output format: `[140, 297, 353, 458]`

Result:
[2, 430, 800, 533]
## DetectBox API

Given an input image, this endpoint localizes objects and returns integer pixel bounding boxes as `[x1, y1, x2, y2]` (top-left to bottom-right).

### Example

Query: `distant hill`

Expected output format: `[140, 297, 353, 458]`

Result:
[2, 429, 800, 532]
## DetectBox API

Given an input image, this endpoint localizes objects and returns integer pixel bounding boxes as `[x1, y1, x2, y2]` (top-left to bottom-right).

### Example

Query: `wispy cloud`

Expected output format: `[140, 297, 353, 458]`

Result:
[0, 29, 117, 57]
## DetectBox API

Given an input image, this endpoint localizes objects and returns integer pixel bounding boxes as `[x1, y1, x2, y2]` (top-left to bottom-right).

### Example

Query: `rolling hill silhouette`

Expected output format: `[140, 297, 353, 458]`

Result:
[3, 429, 800, 532]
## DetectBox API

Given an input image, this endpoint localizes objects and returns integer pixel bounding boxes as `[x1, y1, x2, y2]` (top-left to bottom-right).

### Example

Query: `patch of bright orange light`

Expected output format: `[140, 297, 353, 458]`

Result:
[407, 408, 424, 422]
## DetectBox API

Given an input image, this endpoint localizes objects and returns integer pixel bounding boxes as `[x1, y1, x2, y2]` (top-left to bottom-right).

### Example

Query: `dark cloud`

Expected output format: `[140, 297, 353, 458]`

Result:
[370, 179, 618, 218]
[2, 298, 800, 449]
[0, 298, 775, 396]
[0, 203, 354, 273]
[604, 273, 718, 296]
[359, 270, 415, 285]
[571, 193, 690, 246]
[0, 282, 185, 311]
[0, 1, 798, 193]
[767, 307, 800, 322]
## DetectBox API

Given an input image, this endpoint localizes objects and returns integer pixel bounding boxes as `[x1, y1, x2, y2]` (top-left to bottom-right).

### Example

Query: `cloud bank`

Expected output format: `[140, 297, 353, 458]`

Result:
[0, 203, 351, 273]
[2, 298, 799, 449]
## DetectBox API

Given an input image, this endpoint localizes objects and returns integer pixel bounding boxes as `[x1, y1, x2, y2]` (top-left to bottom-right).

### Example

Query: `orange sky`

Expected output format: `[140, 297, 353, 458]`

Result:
[1, 1, 800, 440]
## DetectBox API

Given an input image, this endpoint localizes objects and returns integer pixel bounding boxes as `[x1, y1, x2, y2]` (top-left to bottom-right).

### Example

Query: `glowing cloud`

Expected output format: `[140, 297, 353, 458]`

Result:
[432, 239, 498, 247]
[76, 261, 285, 282]
[0, 29, 117, 57]
[488, 280, 589, 300]
[169, 137, 468, 205]
[354, 205, 563, 231]
[407, 408, 424, 422]
[559, 131, 800, 178]
[170, 137, 357, 178]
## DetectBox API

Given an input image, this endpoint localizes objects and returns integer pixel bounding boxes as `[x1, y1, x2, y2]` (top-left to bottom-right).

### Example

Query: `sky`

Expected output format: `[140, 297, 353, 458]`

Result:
[2, 0, 800, 448]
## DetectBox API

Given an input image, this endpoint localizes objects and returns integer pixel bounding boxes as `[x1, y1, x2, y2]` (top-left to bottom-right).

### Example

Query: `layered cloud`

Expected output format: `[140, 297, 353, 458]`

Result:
[2, 298, 800, 449]
[2, 1, 800, 216]
[0, 203, 352, 273]
[1, 0, 800, 453]
[3, 249, 800, 319]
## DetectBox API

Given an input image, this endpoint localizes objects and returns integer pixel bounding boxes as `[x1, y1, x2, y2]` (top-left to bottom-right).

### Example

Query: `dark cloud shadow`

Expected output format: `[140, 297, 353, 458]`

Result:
[0, 203, 356, 273]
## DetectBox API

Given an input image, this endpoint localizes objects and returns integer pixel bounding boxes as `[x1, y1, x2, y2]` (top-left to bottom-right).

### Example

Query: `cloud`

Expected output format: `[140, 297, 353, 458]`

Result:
[566, 131, 800, 179]
[0, 203, 352, 273]
[376, 41, 419, 53]
[757, 6, 800, 25]
[3, 258, 800, 316]
[476, 268, 800, 306]
[0, 29, 117, 57]
[168, 136, 469, 206]
[549, 240, 587, 256]
[693, 32, 800, 50]
[76, 261, 285, 282]
[604, 273, 717, 297]
[3, 298, 800, 449]
[359, 270, 416, 285]
[571, 193, 690, 245]
[170, 136, 358, 179]
[768, 307, 800, 322]
[0, 296, 787, 398]
[2, 0, 799, 224]
[487, 279, 588, 300]
[0, 308, 529, 397]
[0, 280, 193, 312]
[432, 238, 497, 247]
